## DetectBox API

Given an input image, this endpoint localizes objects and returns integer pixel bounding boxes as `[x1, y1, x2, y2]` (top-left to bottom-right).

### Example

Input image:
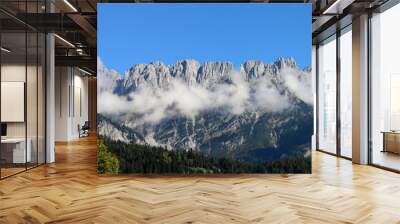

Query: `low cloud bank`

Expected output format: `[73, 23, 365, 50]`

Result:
[98, 61, 312, 124]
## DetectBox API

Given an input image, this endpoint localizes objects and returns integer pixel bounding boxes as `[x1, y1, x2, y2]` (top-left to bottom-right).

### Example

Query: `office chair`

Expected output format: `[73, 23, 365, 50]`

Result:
[79, 121, 90, 138]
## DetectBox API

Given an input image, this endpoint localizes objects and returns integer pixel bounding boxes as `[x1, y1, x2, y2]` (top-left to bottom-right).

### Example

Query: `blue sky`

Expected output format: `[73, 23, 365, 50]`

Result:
[98, 4, 311, 74]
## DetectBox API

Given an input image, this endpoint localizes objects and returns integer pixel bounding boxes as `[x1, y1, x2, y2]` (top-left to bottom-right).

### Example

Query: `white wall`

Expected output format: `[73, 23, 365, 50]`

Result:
[55, 66, 69, 141]
[55, 67, 89, 141]
[72, 73, 89, 138]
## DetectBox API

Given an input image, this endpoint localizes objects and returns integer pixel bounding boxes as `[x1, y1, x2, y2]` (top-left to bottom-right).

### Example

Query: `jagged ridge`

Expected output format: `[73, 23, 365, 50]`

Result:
[107, 57, 302, 95]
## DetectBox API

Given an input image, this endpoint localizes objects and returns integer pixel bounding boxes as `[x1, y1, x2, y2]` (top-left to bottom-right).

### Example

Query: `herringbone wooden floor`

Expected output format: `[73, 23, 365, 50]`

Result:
[1, 136, 400, 224]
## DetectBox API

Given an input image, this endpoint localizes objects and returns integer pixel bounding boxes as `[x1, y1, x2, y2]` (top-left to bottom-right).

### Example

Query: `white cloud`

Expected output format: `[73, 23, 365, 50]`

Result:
[280, 67, 313, 105]
[97, 91, 131, 115]
[97, 57, 120, 93]
[251, 76, 290, 112]
[98, 60, 312, 125]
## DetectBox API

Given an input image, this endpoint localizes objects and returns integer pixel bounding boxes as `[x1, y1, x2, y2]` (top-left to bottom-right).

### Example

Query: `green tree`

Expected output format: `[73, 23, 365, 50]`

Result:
[100, 137, 311, 174]
[97, 140, 120, 174]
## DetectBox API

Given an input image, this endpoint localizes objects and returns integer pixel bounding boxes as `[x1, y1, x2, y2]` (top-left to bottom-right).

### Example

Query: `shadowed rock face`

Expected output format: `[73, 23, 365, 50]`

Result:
[98, 58, 313, 163]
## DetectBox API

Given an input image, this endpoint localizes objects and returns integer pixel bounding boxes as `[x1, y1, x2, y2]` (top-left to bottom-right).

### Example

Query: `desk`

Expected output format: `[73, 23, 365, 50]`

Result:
[382, 131, 400, 154]
[1, 138, 31, 163]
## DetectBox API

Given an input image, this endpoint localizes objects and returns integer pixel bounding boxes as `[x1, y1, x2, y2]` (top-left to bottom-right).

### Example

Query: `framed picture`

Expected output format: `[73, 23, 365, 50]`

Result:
[97, 3, 312, 174]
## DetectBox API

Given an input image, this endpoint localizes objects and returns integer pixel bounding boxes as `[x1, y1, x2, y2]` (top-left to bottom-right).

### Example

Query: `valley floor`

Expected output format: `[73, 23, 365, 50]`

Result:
[0, 135, 400, 223]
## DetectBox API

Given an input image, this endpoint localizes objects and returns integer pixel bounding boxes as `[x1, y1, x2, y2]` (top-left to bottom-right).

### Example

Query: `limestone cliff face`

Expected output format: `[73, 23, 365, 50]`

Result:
[105, 57, 301, 93]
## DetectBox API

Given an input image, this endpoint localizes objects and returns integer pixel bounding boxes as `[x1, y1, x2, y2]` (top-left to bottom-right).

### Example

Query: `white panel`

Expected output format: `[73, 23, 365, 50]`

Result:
[390, 74, 400, 130]
[1, 82, 25, 122]
[72, 86, 82, 138]
[340, 29, 353, 158]
[75, 87, 81, 118]
[318, 37, 337, 154]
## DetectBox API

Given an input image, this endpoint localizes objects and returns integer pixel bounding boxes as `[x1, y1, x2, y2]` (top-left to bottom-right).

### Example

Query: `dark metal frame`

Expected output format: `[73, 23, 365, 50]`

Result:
[336, 24, 341, 157]
[25, 3, 28, 171]
[315, 22, 353, 162]
[44, 0, 47, 165]
[315, 45, 319, 151]
[367, 10, 373, 166]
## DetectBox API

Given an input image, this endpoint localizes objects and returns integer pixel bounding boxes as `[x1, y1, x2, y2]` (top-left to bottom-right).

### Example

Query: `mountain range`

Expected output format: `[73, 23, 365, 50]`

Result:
[97, 58, 313, 163]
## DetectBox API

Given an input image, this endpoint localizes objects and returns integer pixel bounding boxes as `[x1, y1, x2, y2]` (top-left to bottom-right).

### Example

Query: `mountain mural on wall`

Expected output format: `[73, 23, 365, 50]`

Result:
[97, 57, 313, 173]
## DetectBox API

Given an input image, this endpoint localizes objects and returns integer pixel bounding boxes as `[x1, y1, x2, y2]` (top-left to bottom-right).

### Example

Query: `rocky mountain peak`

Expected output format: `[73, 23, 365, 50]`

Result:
[102, 57, 308, 97]
[274, 57, 297, 69]
[241, 60, 267, 80]
[170, 59, 200, 84]
[197, 61, 234, 85]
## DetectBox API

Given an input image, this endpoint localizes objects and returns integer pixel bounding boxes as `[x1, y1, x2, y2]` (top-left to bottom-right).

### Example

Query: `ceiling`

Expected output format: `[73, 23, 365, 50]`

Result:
[0, 0, 393, 75]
